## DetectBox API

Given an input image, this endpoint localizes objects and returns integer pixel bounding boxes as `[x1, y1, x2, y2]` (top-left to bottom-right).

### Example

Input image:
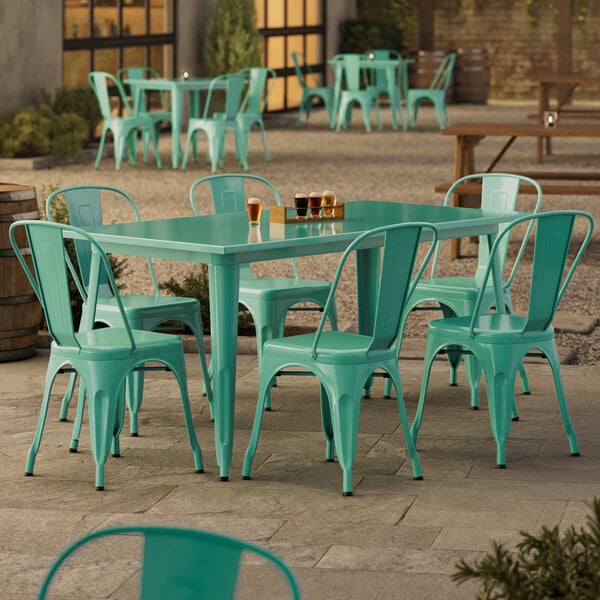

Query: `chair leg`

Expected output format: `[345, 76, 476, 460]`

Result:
[180, 131, 194, 170]
[411, 339, 438, 445]
[59, 372, 78, 421]
[258, 123, 271, 162]
[70, 384, 87, 452]
[319, 383, 335, 461]
[124, 370, 144, 437]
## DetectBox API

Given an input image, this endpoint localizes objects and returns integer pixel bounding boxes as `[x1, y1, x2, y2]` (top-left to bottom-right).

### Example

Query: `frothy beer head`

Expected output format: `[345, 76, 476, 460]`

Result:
[247, 197, 262, 224]
[322, 190, 336, 216]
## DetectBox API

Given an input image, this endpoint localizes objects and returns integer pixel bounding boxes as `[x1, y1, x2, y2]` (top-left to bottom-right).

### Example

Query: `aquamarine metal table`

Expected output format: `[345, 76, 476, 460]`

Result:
[85, 200, 519, 480]
[125, 77, 223, 169]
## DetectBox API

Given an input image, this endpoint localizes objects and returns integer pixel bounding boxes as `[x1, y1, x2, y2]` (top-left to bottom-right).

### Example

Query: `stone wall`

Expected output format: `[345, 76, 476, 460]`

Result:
[407, 2, 600, 102]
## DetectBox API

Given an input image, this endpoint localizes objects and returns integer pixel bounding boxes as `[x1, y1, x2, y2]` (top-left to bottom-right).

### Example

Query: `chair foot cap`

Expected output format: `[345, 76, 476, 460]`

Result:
[196, 468, 204, 473]
[523, 391, 531, 395]
[342, 491, 353, 497]
[264, 407, 272, 412]
[95, 486, 104, 491]
[383, 396, 391, 400]
[512, 416, 520, 422]
[242, 475, 251, 480]
[571, 452, 581, 457]
[112, 453, 120, 458]
[414, 476, 424, 481]
[59, 418, 68, 422]
[69, 448, 78, 453]
[471, 406, 479, 411]
[497, 464, 506, 469]
[450, 383, 457, 387]
[130, 432, 139, 437]
[25, 472, 33, 477]
[220, 476, 229, 482]
[326, 458, 334, 463]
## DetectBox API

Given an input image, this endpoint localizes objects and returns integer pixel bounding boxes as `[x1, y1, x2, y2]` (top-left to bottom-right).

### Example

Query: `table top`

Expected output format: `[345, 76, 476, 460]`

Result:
[124, 77, 215, 91]
[85, 200, 516, 265]
[442, 121, 600, 137]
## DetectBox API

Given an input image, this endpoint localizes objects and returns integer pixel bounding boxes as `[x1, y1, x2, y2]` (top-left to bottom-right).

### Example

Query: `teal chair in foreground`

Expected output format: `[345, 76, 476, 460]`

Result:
[291, 51, 335, 128]
[88, 71, 162, 170]
[243, 222, 439, 496]
[190, 174, 337, 408]
[9, 221, 204, 491]
[413, 210, 594, 468]
[37, 525, 301, 599]
[406, 51, 456, 129]
[46, 185, 212, 442]
[383, 172, 543, 408]
[331, 53, 382, 133]
[181, 72, 248, 172]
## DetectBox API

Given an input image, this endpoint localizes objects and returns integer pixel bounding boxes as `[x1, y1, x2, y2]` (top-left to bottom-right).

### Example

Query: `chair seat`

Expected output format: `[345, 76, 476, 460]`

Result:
[429, 313, 554, 345]
[240, 277, 331, 300]
[412, 278, 494, 302]
[97, 294, 200, 317]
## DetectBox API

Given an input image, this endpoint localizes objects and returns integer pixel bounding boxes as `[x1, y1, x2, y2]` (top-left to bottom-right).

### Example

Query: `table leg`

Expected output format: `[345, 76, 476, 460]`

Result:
[537, 82, 549, 163]
[170, 85, 183, 169]
[208, 263, 240, 481]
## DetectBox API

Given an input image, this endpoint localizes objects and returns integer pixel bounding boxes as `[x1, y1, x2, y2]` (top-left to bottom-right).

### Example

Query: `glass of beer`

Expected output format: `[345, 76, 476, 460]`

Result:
[308, 192, 322, 218]
[294, 193, 308, 219]
[322, 190, 336, 217]
[246, 197, 262, 225]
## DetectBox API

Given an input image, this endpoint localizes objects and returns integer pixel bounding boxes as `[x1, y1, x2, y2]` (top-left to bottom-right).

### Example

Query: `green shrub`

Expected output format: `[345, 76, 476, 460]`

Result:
[339, 18, 407, 54]
[49, 86, 102, 142]
[453, 497, 600, 599]
[159, 265, 254, 335]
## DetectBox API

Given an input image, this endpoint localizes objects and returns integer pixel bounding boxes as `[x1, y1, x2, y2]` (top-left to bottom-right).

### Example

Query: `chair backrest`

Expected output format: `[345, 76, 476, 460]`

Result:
[203, 72, 246, 121]
[428, 51, 456, 92]
[292, 51, 323, 90]
[9, 221, 134, 350]
[117, 66, 166, 111]
[238, 67, 277, 115]
[88, 71, 132, 119]
[469, 210, 594, 335]
[46, 185, 159, 297]
[431, 173, 543, 288]
[330, 53, 364, 92]
[189, 174, 296, 279]
[310, 222, 438, 358]
[37, 525, 301, 599]
[363, 49, 402, 92]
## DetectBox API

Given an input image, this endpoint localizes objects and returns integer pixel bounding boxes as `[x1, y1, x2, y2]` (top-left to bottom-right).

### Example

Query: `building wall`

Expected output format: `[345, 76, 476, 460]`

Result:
[420, 3, 600, 101]
[0, 0, 63, 114]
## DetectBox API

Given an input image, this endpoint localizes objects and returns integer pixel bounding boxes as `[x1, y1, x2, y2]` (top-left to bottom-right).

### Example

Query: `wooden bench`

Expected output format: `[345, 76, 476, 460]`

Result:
[435, 171, 600, 257]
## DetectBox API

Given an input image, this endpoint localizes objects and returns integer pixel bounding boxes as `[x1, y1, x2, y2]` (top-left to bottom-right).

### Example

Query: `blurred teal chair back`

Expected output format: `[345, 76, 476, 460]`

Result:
[406, 51, 456, 129]
[9, 221, 203, 491]
[243, 222, 439, 495]
[384, 173, 543, 407]
[236, 67, 276, 161]
[37, 525, 301, 599]
[181, 72, 248, 172]
[413, 210, 594, 468]
[291, 51, 335, 128]
[190, 174, 337, 407]
[46, 185, 212, 440]
[88, 71, 162, 170]
[330, 53, 382, 132]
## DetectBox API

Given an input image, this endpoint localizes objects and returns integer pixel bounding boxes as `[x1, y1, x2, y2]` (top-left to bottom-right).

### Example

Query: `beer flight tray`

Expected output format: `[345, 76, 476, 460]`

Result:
[270, 203, 345, 224]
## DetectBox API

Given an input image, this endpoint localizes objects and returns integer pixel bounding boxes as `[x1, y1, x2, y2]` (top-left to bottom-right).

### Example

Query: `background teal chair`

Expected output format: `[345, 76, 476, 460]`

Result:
[37, 525, 300, 598]
[117, 66, 173, 136]
[363, 48, 406, 130]
[46, 185, 212, 442]
[235, 66, 277, 162]
[190, 174, 337, 408]
[413, 210, 594, 468]
[331, 53, 382, 132]
[9, 221, 203, 491]
[88, 71, 162, 170]
[406, 51, 456, 129]
[291, 51, 335, 128]
[243, 222, 439, 496]
[181, 72, 248, 172]
[383, 172, 543, 408]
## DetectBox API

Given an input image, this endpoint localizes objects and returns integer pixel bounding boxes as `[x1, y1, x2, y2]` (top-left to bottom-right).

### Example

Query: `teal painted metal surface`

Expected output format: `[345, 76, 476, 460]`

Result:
[292, 51, 335, 128]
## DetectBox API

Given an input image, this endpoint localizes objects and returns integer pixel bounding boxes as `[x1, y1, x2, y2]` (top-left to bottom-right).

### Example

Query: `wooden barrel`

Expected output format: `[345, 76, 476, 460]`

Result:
[0, 183, 42, 362]
[453, 48, 490, 104]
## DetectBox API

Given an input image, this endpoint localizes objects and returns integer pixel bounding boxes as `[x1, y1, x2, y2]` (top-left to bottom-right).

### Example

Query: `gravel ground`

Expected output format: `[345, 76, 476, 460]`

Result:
[3, 102, 599, 363]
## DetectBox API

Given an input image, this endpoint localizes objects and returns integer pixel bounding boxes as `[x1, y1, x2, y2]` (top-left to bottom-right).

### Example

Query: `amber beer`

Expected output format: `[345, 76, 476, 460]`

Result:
[247, 197, 262, 225]
[322, 190, 336, 217]
[308, 191, 322, 217]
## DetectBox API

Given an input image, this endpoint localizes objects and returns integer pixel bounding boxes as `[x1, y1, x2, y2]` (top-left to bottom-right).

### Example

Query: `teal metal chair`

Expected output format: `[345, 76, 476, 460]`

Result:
[331, 53, 382, 133]
[363, 49, 406, 130]
[383, 173, 543, 408]
[46, 185, 212, 442]
[190, 174, 337, 408]
[88, 71, 162, 170]
[413, 210, 594, 468]
[406, 51, 456, 129]
[117, 66, 173, 136]
[9, 221, 203, 491]
[235, 66, 277, 162]
[181, 72, 248, 173]
[37, 525, 301, 599]
[243, 222, 439, 496]
[291, 51, 335, 128]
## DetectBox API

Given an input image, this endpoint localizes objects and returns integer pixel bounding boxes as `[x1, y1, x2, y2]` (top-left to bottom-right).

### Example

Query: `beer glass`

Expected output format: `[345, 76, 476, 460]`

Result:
[322, 190, 336, 217]
[247, 197, 262, 225]
[294, 193, 308, 219]
[308, 192, 322, 218]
